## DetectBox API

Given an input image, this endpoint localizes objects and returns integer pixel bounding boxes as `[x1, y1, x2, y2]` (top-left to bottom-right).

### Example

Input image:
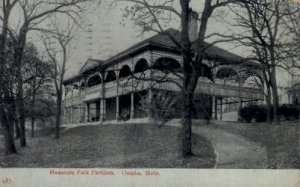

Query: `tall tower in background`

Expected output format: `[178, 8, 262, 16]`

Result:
[82, 0, 118, 60]
[85, 23, 94, 59]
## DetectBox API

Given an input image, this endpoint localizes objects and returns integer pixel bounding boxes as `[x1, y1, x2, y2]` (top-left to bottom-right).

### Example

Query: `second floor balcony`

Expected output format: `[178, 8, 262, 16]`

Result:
[65, 70, 264, 107]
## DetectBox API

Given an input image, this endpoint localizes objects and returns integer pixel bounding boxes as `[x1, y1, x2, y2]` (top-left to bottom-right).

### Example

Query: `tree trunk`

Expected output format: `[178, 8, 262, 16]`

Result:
[55, 91, 63, 139]
[12, 102, 20, 139]
[180, 0, 194, 158]
[0, 109, 17, 155]
[181, 87, 195, 157]
[262, 70, 273, 124]
[16, 54, 27, 146]
[0, 4, 17, 154]
[270, 66, 280, 124]
[15, 27, 28, 147]
[31, 87, 36, 138]
[265, 84, 272, 124]
[182, 71, 199, 157]
[268, 46, 280, 124]
[15, 119, 20, 139]
[31, 117, 35, 138]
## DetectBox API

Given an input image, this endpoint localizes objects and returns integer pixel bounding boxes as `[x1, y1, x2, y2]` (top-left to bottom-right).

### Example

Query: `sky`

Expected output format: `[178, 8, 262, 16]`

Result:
[25, 0, 238, 78]
[20, 0, 295, 102]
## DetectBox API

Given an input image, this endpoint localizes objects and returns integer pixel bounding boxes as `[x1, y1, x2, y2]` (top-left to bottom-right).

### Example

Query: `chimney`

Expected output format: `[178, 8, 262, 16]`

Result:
[189, 11, 199, 42]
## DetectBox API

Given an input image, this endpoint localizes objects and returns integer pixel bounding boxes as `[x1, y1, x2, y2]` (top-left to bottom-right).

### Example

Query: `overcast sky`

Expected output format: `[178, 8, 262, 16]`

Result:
[20, 0, 293, 101]
[28, 0, 241, 78]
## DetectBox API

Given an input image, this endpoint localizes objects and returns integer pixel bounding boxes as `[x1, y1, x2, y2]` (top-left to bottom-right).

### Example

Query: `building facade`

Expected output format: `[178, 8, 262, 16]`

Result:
[63, 28, 264, 124]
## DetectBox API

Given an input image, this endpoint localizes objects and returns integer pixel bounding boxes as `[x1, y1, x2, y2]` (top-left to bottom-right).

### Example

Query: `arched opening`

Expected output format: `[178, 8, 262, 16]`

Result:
[134, 59, 149, 73]
[152, 57, 181, 73]
[119, 65, 132, 79]
[66, 87, 72, 98]
[80, 82, 86, 91]
[216, 68, 238, 79]
[73, 84, 79, 90]
[73, 84, 79, 94]
[242, 70, 262, 88]
[243, 76, 261, 88]
[200, 64, 213, 81]
[106, 70, 117, 83]
[87, 75, 102, 87]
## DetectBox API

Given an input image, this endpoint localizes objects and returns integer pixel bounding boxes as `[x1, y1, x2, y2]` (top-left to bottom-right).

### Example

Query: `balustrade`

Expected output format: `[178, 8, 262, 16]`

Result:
[65, 70, 264, 106]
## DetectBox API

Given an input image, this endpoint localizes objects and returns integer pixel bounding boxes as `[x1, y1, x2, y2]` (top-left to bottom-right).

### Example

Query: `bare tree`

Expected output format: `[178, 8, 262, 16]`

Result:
[43, 21, 77, 139]
[281, 1, 300, 73]
[22, 43, 51, 137]
[0, 0, 18, 154]
[4, 0, 93, 147]
[120, 0, 240, 157]
[225, 0, 300, 124]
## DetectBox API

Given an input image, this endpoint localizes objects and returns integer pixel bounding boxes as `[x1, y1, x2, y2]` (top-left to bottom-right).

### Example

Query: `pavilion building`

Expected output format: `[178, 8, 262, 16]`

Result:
[63, 28, 264, 124]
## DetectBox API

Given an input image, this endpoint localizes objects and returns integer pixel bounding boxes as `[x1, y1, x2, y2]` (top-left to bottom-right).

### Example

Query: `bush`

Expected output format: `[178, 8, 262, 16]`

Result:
[119, 108, 130, 121]
[140, 90, 176, 126]
[239, 105, 273, 123]
[239, 105, 257, 123]
[239, 104, 300, 123]
[254, 105, 271, 122]
[279, 104, 299, 120]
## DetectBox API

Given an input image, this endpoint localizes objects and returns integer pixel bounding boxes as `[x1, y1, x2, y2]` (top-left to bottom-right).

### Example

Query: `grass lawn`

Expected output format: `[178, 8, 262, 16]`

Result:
[211, 121, 300, 169]
[0, 123, 216, 168]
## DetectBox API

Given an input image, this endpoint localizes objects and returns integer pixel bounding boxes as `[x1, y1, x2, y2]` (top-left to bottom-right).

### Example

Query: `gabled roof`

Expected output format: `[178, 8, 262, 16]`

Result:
[101, 28, 243, 65]
[64, 28, 248, 84]
[79, 58, 104, 73]
[98, 28, 181, 68]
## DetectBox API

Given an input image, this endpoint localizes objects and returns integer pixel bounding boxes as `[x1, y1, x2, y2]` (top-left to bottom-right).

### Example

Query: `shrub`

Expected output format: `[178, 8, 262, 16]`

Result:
[239, 105, 257, 123]
[254, 105, 268, 122]
[279, 104, 299, 120]
[239, 105, 273, 123]
[139, 90, 176, 126]
[240, 104, 300, 123]
[119, 108, 130, 121]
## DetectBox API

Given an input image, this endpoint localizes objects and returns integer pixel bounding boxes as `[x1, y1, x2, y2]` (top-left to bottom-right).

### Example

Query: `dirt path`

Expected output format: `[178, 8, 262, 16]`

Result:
[166, 120, 267, 168]
[193, 126, 267, 168]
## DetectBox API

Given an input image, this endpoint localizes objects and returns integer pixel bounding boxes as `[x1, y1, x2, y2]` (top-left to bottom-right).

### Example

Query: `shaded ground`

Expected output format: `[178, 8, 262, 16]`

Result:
[209, 121, 300, 169]
[194, 125, 267, 168]
[0, 123, 216, 168]
[166, 120, 267, 168]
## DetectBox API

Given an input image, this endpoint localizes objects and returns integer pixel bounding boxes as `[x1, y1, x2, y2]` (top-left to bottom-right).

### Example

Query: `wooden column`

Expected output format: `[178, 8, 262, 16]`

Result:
[104, 99, 106, 121]
[116, 96, 119, 120]
[212, 95, 216, 120]
[70, 106, 74, 124]
[78, 104, 81, 123]
[100, 99, 105, 122]
[63, 89, 68, 124]
[70, 88, 73, 124]
[214, 97, 218, 120]
[96, 101, 100, 122]
[220, 98, 223, 121]
[101, 71, 106, 123]
[130, 92, 134, 119]
[85, 102, 90, 122]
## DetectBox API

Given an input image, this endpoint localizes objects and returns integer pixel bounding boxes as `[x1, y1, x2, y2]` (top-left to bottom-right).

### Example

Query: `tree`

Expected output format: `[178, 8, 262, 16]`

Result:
[281, 1, 300, 73]
[43, 21, 77, 139]
[5, 0, 93, 147]
[22, 43, 52, 137]
[120, 0, 239, 157]
[0, 0, 19, 154]
[226, 0, 300, 124]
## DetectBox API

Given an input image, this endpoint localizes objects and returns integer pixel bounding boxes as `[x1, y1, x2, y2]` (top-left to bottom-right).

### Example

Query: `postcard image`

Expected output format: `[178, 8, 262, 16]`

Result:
[0, 0, 300, 186]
